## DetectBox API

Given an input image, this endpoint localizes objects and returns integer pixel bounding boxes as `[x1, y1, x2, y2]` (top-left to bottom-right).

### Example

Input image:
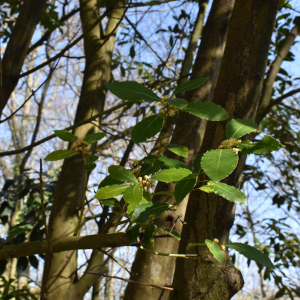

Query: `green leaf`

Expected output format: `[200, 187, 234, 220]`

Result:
[167, 144, 188, 158]
[175, 174, 197, 205]
[151, 168, 192, 183]
[132, 202, 170, 223]
[75, 158, 83, 162]
[144, 222, 155, 248]
[84, 132, 105, 144]
[226, 118, 257, 139]
[143, 191, 152, 202]
[29, 255, 39, 269]
[140, 158, 164, 176]
[131, 114, 164, 143]
[205, 239, 226, 263]
[186, 242, 206, 251]
[164, 98, 188, 109]
[98, 175, 122, 188]
[126, 224, 140, 243]
[54, 130, 77, 142]
[225, 243, 275, 269]
[174, 78, 208, 94]
[89, 155, 99, 163]
[99, 198, 120, 207]
[201, 149, 238, 181]
[83, 163, 96, 171]
[123, 183, 143, 205]
[237, 135, 285, 155]
[182, 102, 228, 121]
[108, 165, 138, 184]
[6, 227, 29, 242]
[44, 150, 75, 161]
[127, 194, 149, 214]
[105, 81, 160, 102]
[163, 229, 181, 240]
[152, 191, 174, 197]
[193, 154, 203, 174]
[200, 181, 247, 205]
[158, 156, 190, 169]
[94, 185, 128, 200]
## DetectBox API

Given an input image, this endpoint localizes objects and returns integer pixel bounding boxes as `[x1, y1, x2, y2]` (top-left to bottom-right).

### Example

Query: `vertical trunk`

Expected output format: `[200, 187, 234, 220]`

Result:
[41, 1, 126, 299]
[170, 0, 279, 299]
[123, 1, 234, 299]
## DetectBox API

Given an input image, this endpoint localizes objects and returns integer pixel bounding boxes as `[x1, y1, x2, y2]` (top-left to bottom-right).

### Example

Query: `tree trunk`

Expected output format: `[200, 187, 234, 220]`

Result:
[41, 1, 126, 299]
[169, 0, 279, 299]
[123, 0, 234, 299]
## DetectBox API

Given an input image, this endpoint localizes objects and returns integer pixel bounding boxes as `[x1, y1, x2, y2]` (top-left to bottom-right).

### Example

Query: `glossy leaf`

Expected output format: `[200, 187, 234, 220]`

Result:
[193, 154, 203, 174]
[126, 224, 140, 243]
[144, 222, 155, 248]
[201, 149, 238, 181]
[151, 168, 192, 183]
[164, 98, 188, 108]
[127, 194, 149, 214]
[98, 175, 122, 188]
[182, 102, 228, 121]
[163, 229, 181, 240]
[205, 239, 226, 263]
[175, 174, 197, 205]
[225, 118, 257, 139]
[123, 182, 143, 205]
[44, 150, 75, 161]
[174, 78, 208, 94]
[105, 81, 160, 102]
[83, 163, 96, 171]
[6, 226, 29, 242]
[99, 198, 120, 206]
[237, 135, 285, 155]
[132, 202, 169, 223]
[158, 156, 190, 169]
[131, 114, 164, 143]
[108, 165, 138, 184]
[84, 132, 105, 144]
[54, 130, 77, 142]
[200, 181, 247, 205]
[89, 155, 99, 163]
[225, 243, 275, 269]
[140, 158, 164, 176]
[167, 144, 188, 158]
[152, 190, 174, 197]
[94, 185, 128, 200]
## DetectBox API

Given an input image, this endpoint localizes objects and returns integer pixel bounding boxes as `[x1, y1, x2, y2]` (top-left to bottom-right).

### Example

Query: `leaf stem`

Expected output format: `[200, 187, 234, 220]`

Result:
[139, 246, 200, 259]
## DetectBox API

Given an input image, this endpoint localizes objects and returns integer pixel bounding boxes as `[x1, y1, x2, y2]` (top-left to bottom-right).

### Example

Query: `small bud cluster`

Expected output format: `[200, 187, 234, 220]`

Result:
[137, 175, 153, 192]
[129, 159, 142, 177]
[213, 238, 219, 244]
[220, 245, 226, 251]
[219, 138, 241, 154]
[159, 95, 177, 117]
[74, 140, 92, 156]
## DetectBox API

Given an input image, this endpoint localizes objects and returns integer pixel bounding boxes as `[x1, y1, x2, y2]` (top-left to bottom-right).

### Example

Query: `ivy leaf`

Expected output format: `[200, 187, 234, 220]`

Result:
[83, 163, 96, 171]
[163, 229, 181, 240]
[44, 150, 75, 161]
[6, 226, 29, 242]
[105, 81, 160, 102]
[167, 144, 188, 158]
[174, 78, 208, 94]
[132, 202, 170, 223]
[108, 165, 138, 184]
[200, 181, 247, 205]
[131, 114, 164, 143]
[182, 102, 228, 121]
[126, 224, 140, 243]
[98, 175, 122, 188]
[237, 135, 285, 155]
[94, 185, 128, 200]
[205, 239, 226, 263]
[54, 130, 77, 142]
[123, 183, 143, 205]
[193, 154, 203, 174]
[201, 149, 238, 181]
[144, 222, 155, 248]
[225, 243, 275, 269]
[226, 118, 257, 139]
[84, 132, 105, 144]
[175, 174, 197, 205]
[99, 198, 120, 207]
[151, 168, 192, 183]
[164, 98, 188, 109]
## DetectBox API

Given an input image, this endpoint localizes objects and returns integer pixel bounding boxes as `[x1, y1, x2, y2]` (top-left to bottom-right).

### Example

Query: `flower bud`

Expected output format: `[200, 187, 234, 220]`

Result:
[138, 177, 143, 182]
[213, 238, 219, 244]
[220, 245, 226, 251]
[144, 175, 149, 180]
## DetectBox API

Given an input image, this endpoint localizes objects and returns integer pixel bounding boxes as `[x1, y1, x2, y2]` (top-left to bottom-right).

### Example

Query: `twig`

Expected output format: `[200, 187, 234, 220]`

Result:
[85, 272, 175, 291]
[139, 246, 200, 259]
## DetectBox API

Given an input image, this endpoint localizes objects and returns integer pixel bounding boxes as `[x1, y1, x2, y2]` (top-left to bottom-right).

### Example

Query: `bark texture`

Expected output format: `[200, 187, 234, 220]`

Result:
[0, 0, 47, 115]
[170, 0, 280, 299]
[123, 1, 234, 299]
[41, 1, 126, 299]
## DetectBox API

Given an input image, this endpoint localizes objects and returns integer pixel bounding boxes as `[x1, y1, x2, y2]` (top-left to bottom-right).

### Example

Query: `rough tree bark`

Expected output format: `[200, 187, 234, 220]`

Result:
[123, 0, 234, 299]
[169, 0, 280, 299]
[41, 1, 127, 299]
